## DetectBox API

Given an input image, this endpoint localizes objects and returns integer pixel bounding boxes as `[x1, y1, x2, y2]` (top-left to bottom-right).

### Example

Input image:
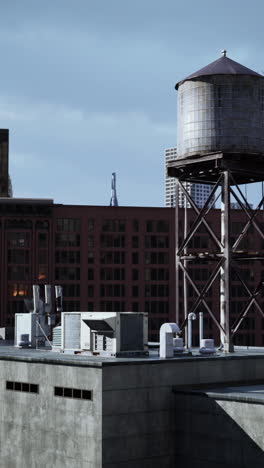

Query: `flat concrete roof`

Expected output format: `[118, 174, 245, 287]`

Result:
[1, 344, 264, 368]
[175, 384, 264, 405]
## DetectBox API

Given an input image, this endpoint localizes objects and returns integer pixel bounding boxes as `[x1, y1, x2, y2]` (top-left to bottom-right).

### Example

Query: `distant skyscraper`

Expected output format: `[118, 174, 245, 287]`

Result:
[0, 129, 12, 197]
[165, 147, 214, 208]
[109, 172, 118, 206]
[165, 148, 178, 207]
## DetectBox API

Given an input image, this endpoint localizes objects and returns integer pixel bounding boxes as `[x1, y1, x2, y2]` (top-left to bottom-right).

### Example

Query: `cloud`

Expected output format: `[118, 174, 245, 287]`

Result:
[2, 96, 174, 205]
[0, 10, 179, 125]
[0, 0, 263, 208]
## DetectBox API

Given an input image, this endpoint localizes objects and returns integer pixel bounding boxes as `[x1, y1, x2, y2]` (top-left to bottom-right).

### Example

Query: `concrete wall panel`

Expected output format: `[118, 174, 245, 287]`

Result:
[0, 360, 102, 467]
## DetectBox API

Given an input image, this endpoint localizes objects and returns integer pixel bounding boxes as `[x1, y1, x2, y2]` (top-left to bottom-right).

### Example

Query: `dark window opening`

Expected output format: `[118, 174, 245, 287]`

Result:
[54, 386, 92, 400]
[6, 381, 39, 394]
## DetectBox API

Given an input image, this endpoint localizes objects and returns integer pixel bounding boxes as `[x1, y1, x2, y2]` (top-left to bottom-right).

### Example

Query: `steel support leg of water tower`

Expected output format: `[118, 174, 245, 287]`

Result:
[220, 170, 234, 352]
[175, 177, 180, 325]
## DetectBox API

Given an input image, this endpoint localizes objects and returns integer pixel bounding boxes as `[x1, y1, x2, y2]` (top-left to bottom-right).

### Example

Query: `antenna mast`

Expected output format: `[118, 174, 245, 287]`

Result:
[109, 172, 118, 206]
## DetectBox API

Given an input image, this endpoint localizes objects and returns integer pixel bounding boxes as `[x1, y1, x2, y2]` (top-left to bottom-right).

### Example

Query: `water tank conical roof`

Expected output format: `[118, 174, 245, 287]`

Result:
[176, 52, 263, 89]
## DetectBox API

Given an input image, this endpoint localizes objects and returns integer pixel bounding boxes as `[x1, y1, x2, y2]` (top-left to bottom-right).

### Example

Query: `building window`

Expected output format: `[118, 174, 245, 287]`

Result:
[55, 251, 80, 264]
[6, 381, 38, 394]
[88, 235, 94, 248]
[132, 253, 139, 264]
[8, 284, 29, 298]
[54, 386, 92, 400]
[88, 252, 94, 264]
[100, 301, 125, 312]
[132, 286, 139, 297]
[102, 219, 126, 232]
[100, 234, 125, 248]
[63, 301, 80, 311]
[56, 218, 80, 232]
[38, 233, 48, 248]
[55, 233, 80, 247]
[61, 284, 80, 297]
[145, 301, 169, 314]
[88, 218, 95, 232]
[8, 250, 29, 264]
[88, 269, 94, 280]
[100, 284, 125, 297]
[145, 236, 169, 249]
[8, 266, 29, 281]
[101, 252, 125, 264]
[100, 268, 125, 281]
[7, 232, 30, 248]
[132, 220, 139, 232]
[36, 220, 49, 230]
[146, 220, 169, 233]
[37, 267, 48, 281]
[88, 286, 94, 298]
[145, 285, 169, 297]
[38, 250, 48, 265]
[132, 269, 139, 281]
[145, 268, 169, 281]
[55, 268, 80, 281]
[5, 220, 32, 229]
[145, 252, 169, 264]
[132, 236, 139, 248]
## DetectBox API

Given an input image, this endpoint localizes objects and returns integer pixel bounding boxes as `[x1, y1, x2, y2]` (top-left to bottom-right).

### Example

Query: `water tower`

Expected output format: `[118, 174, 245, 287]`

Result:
[168, 51, 264, 352]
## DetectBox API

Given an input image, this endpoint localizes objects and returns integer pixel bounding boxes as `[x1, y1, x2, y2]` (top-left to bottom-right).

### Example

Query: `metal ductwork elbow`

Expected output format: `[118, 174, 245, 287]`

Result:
[159, 322, 180, 358]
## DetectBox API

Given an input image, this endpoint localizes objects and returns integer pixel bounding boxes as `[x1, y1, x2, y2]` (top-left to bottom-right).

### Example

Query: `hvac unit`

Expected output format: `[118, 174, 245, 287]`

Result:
[61, 311, 148, 357]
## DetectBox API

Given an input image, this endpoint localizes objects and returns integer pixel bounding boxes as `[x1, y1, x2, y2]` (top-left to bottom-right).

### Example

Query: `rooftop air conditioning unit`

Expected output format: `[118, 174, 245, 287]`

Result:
[60, 311, 148, 357]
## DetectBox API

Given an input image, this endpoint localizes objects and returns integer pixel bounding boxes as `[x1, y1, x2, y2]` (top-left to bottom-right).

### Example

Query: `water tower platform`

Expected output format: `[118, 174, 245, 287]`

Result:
[167, 151, 264, 185]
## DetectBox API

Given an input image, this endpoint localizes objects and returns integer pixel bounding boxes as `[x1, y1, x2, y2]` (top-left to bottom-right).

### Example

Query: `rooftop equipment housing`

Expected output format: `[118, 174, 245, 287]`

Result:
[59, 311, 148, 357]
[15, 285, 56, 348]
[176, 51, 264, 159]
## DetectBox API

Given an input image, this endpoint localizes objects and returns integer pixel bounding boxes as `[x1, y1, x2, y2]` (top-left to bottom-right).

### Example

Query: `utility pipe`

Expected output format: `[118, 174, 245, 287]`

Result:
[199, 312, 204, 348]
[188, 312, 196, 350]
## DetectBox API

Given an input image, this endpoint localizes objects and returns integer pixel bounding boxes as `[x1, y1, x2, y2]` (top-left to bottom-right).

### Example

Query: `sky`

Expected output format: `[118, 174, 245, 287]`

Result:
[1, 0, 264, 207]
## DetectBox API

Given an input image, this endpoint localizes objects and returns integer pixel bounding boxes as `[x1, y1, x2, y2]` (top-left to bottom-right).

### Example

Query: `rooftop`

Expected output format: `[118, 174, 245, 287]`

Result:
[174, 383, 264, 405]
[1, 344, 264, 368]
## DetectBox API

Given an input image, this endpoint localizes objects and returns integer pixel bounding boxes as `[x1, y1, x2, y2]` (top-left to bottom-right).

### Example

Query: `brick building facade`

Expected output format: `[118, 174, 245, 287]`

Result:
[2, 198, 264, 345]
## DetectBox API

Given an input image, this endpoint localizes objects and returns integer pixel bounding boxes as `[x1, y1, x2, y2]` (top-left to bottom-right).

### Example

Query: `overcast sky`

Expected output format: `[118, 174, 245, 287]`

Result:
[0, 0, 264, 206]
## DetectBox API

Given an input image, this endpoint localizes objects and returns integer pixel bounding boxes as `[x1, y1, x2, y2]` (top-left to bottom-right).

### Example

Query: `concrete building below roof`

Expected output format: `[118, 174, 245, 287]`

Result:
[173, 383, 264, 467]
[1, 343, 264, 466]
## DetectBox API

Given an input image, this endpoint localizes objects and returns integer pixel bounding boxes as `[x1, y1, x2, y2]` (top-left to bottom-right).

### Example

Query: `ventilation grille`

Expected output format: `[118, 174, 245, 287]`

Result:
[52, 326, 62, 347]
